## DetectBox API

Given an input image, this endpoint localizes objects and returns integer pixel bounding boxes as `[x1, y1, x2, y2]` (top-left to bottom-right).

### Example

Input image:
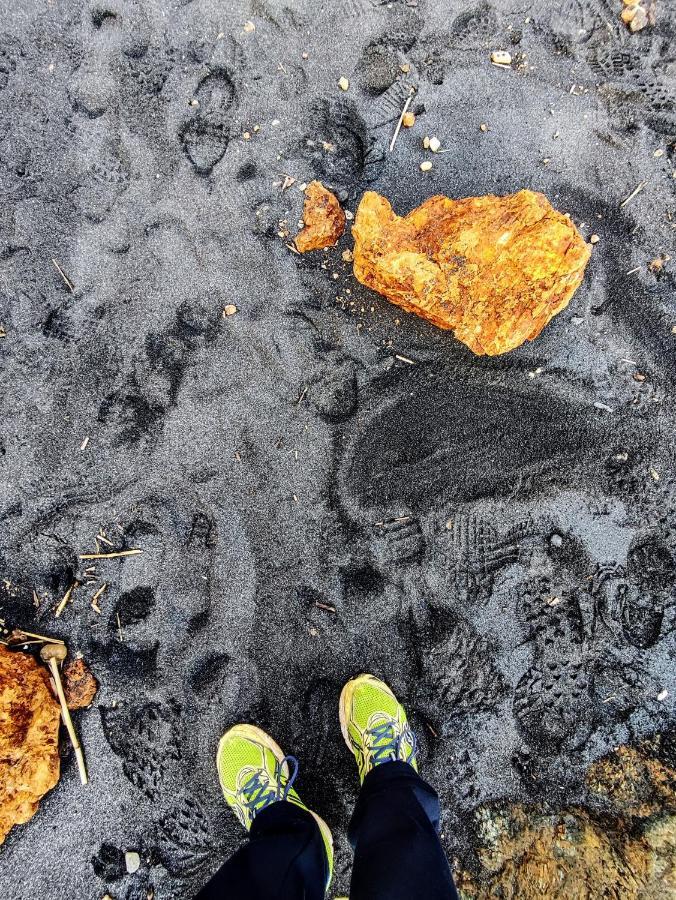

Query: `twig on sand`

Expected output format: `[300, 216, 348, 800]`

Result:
[9, 629, 65, 645]
[296, 386, 308, 406]
[315, 600, 336, 613]
[91, 583, 107, 614]
[620, 181, 647, 208]
[79, 549, 143, 560]
[116, 612, 123, 641]
[395, 354, 416, 365]
[51, 258, 75, 293]
[389, 93, 414, 153]
[55, 581, 78, 618]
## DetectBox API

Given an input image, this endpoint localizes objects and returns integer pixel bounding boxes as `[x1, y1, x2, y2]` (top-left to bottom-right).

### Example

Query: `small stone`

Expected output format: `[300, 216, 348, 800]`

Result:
[400, 63, 410, 73]
[480, 123, 488, 132]
[189, 98, 199, 107]
[338, 76, 349, 91]
[223, 304, 238, 317]
[491, 50, 512, 66]
[402, 111, 416, 128]
[423, 136, 431, 149]
[301, 52, 309, 60]
[295, 181, 346, 253]
[633, 372, 646, 382]
[242, 131, 251, 140]
[629, 7, 649, 30]
[571, 316, 584, 326]
[428, 136, 441, 153]
[590, 234, 600, 244]
[342, 249, 354, 262]
[125, 851, 141, 875]
[420, 160, 433, 172]
[243, 20, 255, 32]
[550, 533, 563, 548]
[649, 467, 660, 481]
[653, 148, 664, 157]
[657, 689, 669, 702]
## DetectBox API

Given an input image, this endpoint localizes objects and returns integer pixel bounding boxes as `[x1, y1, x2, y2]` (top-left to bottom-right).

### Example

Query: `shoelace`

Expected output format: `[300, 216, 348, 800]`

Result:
[365, 720, 418, 765]
[240, 754, 299, 819]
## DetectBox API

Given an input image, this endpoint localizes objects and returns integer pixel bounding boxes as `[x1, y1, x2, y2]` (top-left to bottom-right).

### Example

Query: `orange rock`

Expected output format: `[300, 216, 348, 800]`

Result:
[295, 181, 346, 253]
[63, 658, 98, 710]
[0, 646, 61, 844]
[352, 189, 591, 355]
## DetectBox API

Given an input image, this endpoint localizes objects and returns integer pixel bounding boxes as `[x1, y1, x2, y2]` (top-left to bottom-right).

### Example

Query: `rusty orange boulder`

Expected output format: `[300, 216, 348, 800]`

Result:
[0, 646, 61, 844]
[352, 189, 591, 355]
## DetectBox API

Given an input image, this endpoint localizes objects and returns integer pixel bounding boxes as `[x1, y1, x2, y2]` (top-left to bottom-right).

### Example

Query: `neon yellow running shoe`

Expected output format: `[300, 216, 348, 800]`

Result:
[216, 724, 333, 890]
[339, 674, 418, 783]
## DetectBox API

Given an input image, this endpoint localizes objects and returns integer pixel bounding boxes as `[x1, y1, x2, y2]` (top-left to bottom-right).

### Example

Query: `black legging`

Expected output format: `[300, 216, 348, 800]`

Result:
[195, 761, 458, 900]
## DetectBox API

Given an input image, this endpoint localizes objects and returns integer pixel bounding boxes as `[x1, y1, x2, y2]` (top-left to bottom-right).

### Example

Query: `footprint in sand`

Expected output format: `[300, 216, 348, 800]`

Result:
[179, 69, 236, 176]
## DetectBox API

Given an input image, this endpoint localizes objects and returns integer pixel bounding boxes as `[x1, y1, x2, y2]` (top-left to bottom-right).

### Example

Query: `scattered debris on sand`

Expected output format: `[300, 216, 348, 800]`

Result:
[620, 0, 657, 32]
[0, 646, 60, 844]
[63, 658, 98, 710]
[294, 181, 346, 253]
[457, 735, 676, 898]
[352, 189, 591, 355]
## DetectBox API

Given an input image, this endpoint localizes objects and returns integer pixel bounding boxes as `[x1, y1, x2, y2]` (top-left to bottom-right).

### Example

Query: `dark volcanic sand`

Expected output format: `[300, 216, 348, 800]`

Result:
[0, 0, 675, 897]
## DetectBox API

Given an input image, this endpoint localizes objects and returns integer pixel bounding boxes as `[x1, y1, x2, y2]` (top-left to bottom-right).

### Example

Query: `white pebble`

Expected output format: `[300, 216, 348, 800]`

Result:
[657, 689, 669, 702]
[491, 50, 512, 66]
[429, 136, 441, 153]
[420, 161, 433, 172]
[125, 852, 141, 875]
[338, 76, 349, 91]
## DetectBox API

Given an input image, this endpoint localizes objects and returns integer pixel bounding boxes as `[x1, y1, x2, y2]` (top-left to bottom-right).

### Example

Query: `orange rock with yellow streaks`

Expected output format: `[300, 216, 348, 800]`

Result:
[352, 189, 591, 355]
[0, 646, 61, 844]
[295, 180, 346, 253]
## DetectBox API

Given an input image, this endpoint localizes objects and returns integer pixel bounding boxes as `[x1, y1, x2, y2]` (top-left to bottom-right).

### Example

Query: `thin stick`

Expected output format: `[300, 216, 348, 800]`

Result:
[45, 656, 88, 785]
[620, 181, 647, 208]
[395, 354, 416, 365]
[79, 549, 143, 560]
[12, 630, 65, 645]
[51, 258, 75, 293]
[389, 94, 413, 153]
[91, 583, 107, 613]
[315, 601, 336, 613]
[55, 582, 77, 618]
[116, 612, 123, 641]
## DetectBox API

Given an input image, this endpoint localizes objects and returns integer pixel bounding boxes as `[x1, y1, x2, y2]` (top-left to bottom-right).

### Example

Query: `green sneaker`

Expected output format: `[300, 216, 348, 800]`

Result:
[216, 724, 333, 890]
[339, 674, 418, 783]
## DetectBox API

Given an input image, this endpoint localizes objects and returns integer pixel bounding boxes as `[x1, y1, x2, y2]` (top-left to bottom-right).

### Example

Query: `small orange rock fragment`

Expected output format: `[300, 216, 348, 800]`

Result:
[63, 658, 98, 710]
[0, 646, 61, 844]
[352, 189, 591, 355]
[294, 181, 346, 253]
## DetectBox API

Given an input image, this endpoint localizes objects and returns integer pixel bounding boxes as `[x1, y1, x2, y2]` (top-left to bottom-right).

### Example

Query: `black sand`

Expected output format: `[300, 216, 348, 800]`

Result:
[0, 0, 674, 897]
